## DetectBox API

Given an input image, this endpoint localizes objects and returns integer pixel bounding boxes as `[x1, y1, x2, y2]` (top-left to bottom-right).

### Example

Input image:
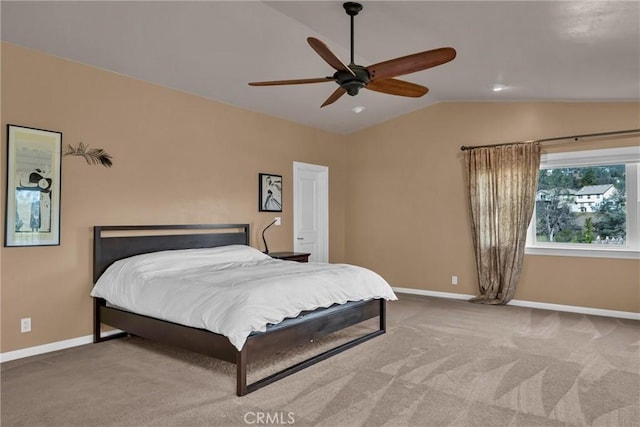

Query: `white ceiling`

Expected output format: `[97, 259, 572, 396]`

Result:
[2, 1, 639, 135]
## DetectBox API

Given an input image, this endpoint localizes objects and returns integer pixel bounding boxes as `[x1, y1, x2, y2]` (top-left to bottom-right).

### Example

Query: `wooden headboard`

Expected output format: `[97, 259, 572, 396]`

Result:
[93, 224, 250, 283]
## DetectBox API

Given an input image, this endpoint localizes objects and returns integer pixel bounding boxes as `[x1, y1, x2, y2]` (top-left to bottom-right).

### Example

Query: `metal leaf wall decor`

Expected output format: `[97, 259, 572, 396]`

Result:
[64, 142, 113, 167]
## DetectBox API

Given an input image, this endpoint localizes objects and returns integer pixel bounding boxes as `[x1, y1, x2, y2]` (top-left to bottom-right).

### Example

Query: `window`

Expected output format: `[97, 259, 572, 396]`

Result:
[526, 146, 639, 259]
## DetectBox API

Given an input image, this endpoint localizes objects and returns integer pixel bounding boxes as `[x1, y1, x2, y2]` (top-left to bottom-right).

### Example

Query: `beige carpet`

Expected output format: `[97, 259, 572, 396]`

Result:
[1, 294, 639, 427]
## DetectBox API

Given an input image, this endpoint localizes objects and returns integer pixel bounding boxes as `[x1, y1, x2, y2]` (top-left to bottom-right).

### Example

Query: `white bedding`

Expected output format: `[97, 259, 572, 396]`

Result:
[91, 245, 397, 350]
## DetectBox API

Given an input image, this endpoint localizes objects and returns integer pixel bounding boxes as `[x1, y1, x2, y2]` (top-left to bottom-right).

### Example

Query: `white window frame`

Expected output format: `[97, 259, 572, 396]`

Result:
[526, 146, 640, 259]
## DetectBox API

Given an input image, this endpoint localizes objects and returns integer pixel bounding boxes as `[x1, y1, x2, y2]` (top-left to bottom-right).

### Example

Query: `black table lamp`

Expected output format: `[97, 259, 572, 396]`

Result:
[262, 218, 277, 254]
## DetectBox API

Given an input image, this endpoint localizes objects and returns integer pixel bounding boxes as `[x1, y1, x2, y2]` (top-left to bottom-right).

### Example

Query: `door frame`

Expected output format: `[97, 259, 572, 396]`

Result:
[293, 161, 329, 262]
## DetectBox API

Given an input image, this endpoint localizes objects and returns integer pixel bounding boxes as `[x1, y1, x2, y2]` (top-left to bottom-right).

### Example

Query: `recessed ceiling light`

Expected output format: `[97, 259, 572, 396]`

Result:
[352, 106, 365, 113]
[492, 84, 507, 92]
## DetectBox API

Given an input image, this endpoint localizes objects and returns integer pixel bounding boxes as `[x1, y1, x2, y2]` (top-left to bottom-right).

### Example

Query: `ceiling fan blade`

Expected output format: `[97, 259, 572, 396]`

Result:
[307, 37, 356, 77]
[367, 47, 456, 81]
[249, 77, 334, 86]
[321, 87, 346, 108]
[365, 78, 429, 97]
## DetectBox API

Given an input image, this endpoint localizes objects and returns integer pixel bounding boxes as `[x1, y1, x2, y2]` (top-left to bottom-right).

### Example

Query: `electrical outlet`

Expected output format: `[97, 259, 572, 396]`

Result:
[21, 317, 31, 333]
[274, 217, 281, 226]
[451, 276, 458, 285]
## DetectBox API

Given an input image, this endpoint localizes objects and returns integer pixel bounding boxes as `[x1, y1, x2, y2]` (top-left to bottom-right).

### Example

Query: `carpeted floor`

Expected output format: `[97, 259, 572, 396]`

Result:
[1, 294, 639, 427]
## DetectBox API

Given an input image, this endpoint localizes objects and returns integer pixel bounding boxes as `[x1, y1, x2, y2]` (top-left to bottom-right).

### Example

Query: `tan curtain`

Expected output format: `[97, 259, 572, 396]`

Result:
[465, 142, 541, 305]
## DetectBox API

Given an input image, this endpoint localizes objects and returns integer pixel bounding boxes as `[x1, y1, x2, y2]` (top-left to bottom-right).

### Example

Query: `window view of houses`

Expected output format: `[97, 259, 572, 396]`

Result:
[535, 165, 626, 245]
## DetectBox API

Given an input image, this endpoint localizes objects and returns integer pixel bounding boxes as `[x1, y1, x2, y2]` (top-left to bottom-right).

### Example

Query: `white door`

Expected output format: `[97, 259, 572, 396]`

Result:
[293, 162, 328, 262]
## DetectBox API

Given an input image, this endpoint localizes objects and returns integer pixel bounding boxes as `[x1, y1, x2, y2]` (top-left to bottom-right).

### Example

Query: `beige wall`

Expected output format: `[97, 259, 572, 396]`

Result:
[1, 43, 638, 355]
[0, 43, 348, 352]
[346, 102, 640, 313]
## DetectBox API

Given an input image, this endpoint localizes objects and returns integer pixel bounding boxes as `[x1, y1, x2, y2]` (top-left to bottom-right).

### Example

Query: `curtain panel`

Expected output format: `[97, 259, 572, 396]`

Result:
[465, 142, 541, 304]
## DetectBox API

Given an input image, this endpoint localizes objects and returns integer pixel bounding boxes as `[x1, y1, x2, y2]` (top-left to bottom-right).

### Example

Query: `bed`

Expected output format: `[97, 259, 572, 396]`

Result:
[91, 224, 395, 396]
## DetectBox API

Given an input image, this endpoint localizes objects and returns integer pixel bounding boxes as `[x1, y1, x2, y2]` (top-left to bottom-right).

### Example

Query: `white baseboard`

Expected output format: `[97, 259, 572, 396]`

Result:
[0, 329, 123, 363]
[3, 289, 638, 364]
[392, 287, 640, 321]
[393, 287, 475, 301]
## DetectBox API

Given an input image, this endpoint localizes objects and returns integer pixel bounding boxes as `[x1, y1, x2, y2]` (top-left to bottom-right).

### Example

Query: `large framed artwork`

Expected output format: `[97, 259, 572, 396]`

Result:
[5, 125, 62, 247]
[259, 173, 282, 212]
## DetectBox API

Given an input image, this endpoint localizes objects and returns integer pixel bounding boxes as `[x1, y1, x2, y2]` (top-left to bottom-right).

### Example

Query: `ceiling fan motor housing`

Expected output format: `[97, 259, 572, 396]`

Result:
[335, 66, 370, 96]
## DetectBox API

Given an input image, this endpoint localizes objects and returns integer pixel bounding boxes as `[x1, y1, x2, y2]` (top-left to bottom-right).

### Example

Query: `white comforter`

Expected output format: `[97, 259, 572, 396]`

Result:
[91, 245, 397, 350]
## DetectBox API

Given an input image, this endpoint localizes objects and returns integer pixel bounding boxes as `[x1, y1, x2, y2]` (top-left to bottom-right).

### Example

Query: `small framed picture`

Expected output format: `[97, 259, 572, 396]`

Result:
[5, 125, 62, 247]
[259, 173, 282, 212]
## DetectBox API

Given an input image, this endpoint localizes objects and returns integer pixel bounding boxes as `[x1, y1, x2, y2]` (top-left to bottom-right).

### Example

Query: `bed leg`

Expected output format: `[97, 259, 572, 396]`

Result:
[93, 298, 101, 343]
[380, 299, 387, 332]
[236, 349, 248, 396]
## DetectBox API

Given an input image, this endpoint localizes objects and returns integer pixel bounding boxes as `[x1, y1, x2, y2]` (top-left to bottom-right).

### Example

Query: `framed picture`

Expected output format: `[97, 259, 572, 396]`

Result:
[259, 173, 282, 212]
[5, 125, 62, 247]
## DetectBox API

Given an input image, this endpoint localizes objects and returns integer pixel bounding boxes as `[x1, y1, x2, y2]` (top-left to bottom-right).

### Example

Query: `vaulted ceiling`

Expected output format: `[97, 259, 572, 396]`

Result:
[2, 1, 639, 134]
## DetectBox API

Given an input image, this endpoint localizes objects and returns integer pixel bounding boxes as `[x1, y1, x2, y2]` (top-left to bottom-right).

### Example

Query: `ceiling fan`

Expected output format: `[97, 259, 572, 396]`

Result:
[248, 2, 456, 108]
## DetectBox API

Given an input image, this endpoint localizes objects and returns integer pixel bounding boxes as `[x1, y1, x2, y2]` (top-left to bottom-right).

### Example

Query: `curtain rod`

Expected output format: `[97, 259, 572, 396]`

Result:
[459, 128, 640, 151]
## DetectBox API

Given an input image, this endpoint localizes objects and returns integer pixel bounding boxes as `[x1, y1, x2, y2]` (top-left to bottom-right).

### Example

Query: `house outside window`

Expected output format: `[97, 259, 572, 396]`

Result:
[573, 184, 617, 213]
[526, 146, 639, 259]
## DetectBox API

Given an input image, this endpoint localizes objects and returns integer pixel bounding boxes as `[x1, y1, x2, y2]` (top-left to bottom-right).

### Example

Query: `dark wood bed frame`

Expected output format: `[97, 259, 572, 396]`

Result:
[92, 224, 387, 396]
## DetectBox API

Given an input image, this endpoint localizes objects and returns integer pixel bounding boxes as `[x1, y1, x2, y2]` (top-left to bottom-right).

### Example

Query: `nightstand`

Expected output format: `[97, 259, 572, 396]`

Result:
[269, 252, 311, 263]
